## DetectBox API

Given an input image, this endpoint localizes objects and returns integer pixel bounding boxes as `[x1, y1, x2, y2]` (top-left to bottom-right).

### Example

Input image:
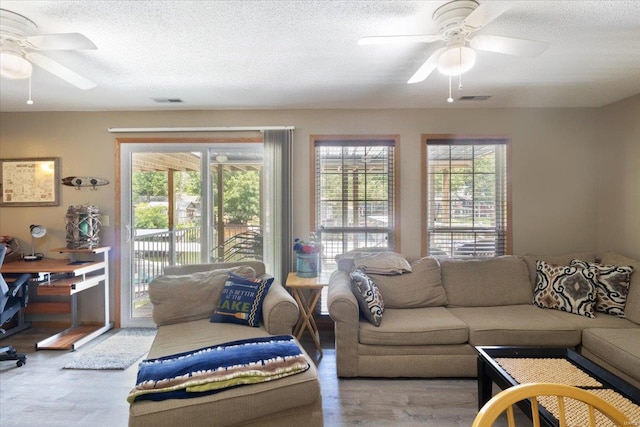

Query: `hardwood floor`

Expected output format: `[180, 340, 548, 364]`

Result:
[0, 326, 516, 427]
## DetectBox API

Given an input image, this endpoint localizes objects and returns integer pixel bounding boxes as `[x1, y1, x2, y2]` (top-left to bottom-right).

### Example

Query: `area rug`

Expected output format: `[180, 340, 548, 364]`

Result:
[63, 328, 157, 370]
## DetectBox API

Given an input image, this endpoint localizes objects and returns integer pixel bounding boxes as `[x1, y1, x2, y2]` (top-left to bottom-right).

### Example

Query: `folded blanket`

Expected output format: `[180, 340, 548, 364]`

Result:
[342, 252, 412, 275]
[127, 335, 309, 403]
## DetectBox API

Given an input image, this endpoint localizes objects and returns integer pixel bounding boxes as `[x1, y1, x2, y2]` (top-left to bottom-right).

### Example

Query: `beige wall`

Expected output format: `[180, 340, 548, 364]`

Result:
[597, 94, 640, 259]
[1, 100, 636, 321]
[0, 107, 604, 255]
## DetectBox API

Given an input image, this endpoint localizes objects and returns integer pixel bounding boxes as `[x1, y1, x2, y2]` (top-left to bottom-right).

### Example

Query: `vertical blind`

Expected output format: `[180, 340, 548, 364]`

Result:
[426, 139, 509, 257]
[263, 129, 293, 280]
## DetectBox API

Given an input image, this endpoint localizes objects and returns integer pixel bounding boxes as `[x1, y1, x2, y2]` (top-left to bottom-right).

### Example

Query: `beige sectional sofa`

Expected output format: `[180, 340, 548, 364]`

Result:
[328, 252, 640, 388]
[128, 261, 323, 427]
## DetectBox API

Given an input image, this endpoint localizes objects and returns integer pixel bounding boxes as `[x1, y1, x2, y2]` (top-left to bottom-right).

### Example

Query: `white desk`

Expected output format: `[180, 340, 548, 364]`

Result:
[1, 246, 113, 350]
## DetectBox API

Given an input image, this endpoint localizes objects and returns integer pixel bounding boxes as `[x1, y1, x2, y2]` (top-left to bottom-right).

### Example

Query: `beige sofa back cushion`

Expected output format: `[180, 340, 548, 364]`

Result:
[601, 252, 640, 325]
[164, 260, 266, 277]
[522, 252, 596, 289]
[149, 265, 255, 326]
[440, 256, 532, 307]
[368, 257, 447, 308]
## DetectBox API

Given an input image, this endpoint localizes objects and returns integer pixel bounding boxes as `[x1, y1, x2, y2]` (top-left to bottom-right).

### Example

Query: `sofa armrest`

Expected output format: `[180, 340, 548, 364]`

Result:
[262, 282, 299, 335]
[328, 271, 358, 323]
[328, 270, 360, 377]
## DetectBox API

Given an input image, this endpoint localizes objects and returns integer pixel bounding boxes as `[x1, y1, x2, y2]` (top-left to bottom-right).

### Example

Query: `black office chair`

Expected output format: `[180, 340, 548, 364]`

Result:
[0, 244, 31, 367]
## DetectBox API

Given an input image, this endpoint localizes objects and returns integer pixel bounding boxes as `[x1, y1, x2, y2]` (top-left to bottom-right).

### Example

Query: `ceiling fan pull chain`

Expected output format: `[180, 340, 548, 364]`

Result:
[27, 76, 34, 105]
[447, 74, 454, 103]
[458, 47, 463, 90]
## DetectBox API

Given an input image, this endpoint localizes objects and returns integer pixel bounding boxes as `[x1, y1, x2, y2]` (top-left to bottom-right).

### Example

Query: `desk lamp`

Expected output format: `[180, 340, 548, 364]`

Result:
[24, 224, 46, 261]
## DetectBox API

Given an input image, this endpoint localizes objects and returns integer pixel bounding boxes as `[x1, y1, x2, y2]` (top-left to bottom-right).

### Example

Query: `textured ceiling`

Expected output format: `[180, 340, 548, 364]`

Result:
[1, 0, 639, 112]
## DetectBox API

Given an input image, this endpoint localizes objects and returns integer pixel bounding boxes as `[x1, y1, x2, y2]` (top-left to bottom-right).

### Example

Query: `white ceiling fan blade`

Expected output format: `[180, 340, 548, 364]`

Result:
[26, 33, 97, 50]
[407, 47, 446, 84]
[358, 34, 441, 45]
[25, 52, 97, 89]
[471, 34, 550, 57]
[463, 1, 513, 31]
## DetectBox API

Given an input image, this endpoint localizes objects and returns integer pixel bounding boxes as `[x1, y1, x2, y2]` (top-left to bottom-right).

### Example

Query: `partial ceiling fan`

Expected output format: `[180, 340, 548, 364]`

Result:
[359, 0, 549, 99]
[0, 8, 97, 90]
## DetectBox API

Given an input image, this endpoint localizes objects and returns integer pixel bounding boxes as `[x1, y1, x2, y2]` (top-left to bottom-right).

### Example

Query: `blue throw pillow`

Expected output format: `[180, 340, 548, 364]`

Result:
[210, 273, 274, 327]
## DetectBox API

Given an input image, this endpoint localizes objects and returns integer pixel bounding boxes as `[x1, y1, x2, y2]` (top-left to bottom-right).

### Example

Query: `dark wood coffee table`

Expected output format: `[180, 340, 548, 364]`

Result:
[476, 346, 640, 427]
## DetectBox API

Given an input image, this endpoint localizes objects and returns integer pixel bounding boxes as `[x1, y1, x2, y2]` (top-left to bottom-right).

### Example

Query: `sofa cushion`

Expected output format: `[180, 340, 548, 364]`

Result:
[350, 268, 385, 326]
[571, 259, 633, 318]
[582, 328, 640, 384]
[601, 252, 640, 325]
[367, 257, 447, 309]
[338, 251, 412, 275]
[149, 266, 256, 326]
[164, 260, 266, 277]
[133, 319, 321, 427]
[448, 305, 581, 346]
[532, 260, 598, 318]
[523, 252, 596, 289]
[439, 256, 532, 307]
[358, 307, 468, 346]
[545, 308, 638, 331]
[210, 274, 274, 327]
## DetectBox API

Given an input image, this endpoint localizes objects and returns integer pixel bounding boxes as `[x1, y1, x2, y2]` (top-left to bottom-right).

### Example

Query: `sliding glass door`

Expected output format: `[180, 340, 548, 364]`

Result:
[120, 142, 266, 327]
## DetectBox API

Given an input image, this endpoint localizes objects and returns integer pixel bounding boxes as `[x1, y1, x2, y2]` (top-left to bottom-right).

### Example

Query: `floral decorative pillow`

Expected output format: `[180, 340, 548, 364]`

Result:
[350, 268, 385, 326]
[570, 259, 634, 317]
[532, 260, 598, 318]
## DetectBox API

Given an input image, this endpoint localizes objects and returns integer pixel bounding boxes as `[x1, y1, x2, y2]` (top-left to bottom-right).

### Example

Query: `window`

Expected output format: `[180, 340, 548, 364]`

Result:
[423, 135, 511, 257]
[312, 135, 399, 272]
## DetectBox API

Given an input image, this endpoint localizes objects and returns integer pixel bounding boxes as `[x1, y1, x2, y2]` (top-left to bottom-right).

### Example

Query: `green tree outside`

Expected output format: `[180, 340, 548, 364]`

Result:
[134, 204, 168, 229]
[133, 168, 261, 227]
[132, 171, 167, 203]
[217, 170, 260, 224]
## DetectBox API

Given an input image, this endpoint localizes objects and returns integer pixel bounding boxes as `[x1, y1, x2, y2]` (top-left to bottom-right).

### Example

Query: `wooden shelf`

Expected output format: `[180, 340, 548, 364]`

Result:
[37, 273, 106, 296]
[51, 246, 111, 254]
[23, 301, 71, 314]
[36, 325, 104, 350]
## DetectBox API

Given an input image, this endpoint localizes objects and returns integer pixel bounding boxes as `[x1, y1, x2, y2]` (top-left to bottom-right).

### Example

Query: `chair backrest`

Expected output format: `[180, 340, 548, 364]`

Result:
[0, 245, 9, 311]
[472, 382, 630, 427]
[0, 244, 8, 293]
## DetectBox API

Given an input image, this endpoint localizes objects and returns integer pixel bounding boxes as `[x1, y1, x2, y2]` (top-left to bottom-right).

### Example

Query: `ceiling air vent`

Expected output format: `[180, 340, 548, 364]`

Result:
[459, 95, 492, 101]
[152, 98, 184, 103]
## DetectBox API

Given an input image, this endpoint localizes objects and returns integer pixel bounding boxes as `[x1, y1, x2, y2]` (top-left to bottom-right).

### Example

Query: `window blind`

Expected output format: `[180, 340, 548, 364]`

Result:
[314, 138, 397, 267]
[426, 139, 509, 257]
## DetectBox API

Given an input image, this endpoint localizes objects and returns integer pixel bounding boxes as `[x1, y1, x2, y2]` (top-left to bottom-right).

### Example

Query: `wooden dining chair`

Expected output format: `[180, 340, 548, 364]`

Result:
[472, 382, 630, 427]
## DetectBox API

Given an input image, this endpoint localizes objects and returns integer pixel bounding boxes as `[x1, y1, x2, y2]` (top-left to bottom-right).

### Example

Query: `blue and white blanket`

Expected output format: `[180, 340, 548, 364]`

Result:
[127, 335, 309, 403]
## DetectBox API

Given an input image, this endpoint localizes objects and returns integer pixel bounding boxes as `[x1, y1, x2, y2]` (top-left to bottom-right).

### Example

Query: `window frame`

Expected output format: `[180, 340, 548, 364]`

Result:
[421, 134, 512, 257]
[311, 135, 401, 259]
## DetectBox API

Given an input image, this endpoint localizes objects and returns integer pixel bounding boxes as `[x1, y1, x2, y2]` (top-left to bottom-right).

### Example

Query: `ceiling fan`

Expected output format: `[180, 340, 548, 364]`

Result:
[359, 0, 549, 99]
[0, 8, 97, 90]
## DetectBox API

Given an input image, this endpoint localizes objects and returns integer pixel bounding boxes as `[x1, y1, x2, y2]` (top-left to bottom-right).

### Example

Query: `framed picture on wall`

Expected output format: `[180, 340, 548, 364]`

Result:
[0, 157, 60, 206]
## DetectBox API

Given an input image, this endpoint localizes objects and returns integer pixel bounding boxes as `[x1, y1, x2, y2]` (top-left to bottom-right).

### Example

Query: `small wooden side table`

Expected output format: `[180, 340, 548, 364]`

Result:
[285, 272, 329, 354]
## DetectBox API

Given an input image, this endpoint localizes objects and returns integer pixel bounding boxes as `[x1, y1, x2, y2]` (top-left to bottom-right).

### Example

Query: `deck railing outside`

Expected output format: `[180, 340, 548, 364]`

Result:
[132, 226, 263, 301]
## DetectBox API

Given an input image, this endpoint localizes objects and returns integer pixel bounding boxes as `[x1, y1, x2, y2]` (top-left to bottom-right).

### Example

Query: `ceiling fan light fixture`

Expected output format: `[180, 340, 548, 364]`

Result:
[0, 51, 32, 79]
[437, 45, 475, 76]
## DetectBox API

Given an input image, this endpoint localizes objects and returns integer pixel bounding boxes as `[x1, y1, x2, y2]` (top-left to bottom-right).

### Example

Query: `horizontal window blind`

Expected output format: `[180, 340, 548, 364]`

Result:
[426, 139, 509, 257]
[315, 140, 396, 262]
[313, 137, 398, 314]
